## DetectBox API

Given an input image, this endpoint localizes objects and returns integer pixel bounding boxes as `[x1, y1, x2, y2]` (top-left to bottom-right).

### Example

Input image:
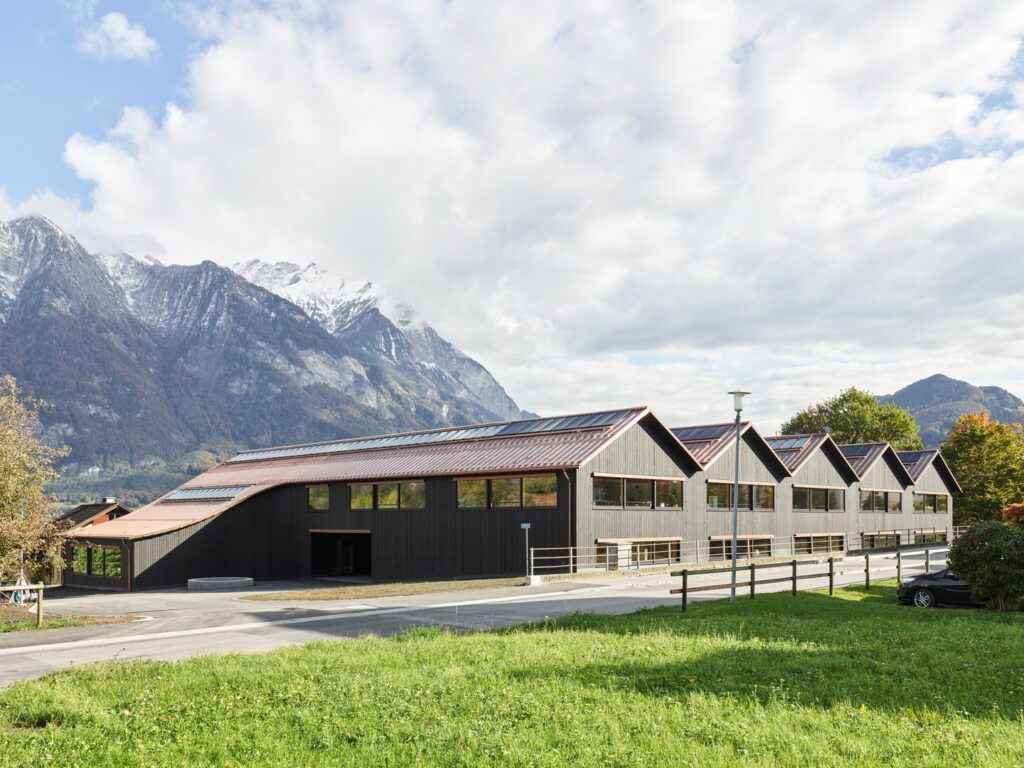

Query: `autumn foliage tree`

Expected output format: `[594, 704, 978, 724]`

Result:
[941, 412, 1024, 525]
[780, 387, 923, 450]
[0, 376, 69, 581]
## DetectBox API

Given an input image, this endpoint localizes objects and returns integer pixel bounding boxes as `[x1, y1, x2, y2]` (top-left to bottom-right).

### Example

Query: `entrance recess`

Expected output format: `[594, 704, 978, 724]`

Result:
[310, 532, 372, 577]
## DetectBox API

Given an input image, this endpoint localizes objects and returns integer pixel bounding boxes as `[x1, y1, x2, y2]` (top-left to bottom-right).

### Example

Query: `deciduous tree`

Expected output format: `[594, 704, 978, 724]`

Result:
[942, 412, 1024, 525]
[0, 376, 69, 581]
[780, 387, 923, 449]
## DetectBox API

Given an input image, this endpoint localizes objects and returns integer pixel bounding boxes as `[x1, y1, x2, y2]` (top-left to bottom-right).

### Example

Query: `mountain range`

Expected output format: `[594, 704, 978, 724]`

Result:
[881, 374, 1024, 447]
[0, 215, 526, 504]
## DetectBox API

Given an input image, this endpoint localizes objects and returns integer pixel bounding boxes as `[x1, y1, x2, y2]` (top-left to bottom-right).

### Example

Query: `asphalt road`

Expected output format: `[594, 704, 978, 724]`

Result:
[0, 549, 946, 686]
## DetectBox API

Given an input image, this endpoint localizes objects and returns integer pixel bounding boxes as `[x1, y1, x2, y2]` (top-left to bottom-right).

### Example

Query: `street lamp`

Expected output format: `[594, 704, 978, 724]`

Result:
[727, 390, 750, 602]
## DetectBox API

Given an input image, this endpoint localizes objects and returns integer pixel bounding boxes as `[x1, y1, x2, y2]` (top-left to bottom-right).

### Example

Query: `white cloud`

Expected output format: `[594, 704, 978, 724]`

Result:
[14, 1, 1024, 425]
[77, 12, 158, 61]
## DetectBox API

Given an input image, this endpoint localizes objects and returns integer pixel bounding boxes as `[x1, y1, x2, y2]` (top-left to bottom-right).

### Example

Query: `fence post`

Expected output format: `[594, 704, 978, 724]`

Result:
[791, 559, 797, 596]
[828, 557, 834, 595]
[896, 550, 901, 583]
[681, 570, 688, 613]
[865, 552, 870, 590]
[36, 586, 43, 628]
[750, 563, 755, 600]
[925, 548, 930, 574]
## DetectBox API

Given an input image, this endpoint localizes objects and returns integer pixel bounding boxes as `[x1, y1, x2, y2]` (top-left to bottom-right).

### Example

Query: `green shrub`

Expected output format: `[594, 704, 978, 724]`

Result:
[948, 522, 1024, 611]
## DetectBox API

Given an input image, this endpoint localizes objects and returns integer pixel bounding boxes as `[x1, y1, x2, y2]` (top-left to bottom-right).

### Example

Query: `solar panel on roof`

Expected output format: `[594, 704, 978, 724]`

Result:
[226, 410, 631, 463]
[165, 486, 249, 502]
[841, 445, 873, 458]
[673, 424, 731, 442]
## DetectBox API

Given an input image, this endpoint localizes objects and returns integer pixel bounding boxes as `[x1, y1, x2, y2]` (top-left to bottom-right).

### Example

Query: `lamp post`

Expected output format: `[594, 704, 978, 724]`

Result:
[727, 390, 750, 602]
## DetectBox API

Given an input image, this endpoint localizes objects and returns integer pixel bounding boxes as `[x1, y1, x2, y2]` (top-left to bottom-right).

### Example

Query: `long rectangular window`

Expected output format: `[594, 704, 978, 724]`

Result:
[861, 490, 902, 513]
[307, 484, 329, 513]
[862, 532, 900, 549]
[524, 476, 558, 507]
[631, 540, 681, 563]
[73, 546, 121, 578]
[103, 548, 121, 577]
[593, 477, 624, 507]
[350, 481, 425, 510]
[794, 535, 845, 554]
[709, 482, 774, 511]
[912, 493, 948, 513]
[457, 479, 487, 509]
[794, 486, 845, 512]
[709, 537, 773, 560]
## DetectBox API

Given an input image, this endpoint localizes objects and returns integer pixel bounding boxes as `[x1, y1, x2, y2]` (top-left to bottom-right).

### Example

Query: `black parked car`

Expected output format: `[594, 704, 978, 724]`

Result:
[897, 569, 983, 608]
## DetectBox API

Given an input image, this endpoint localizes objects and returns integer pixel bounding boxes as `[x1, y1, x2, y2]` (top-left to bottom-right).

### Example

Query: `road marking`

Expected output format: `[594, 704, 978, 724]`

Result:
[0, 586, 619, 657]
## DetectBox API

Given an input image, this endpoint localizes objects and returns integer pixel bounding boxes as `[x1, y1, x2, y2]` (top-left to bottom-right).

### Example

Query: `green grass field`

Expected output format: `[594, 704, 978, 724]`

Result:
[1, 583, 1022, 767]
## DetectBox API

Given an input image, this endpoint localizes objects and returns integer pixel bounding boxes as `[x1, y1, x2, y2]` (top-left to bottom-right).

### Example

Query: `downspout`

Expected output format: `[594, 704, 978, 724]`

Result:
[561, 468, 574, 571]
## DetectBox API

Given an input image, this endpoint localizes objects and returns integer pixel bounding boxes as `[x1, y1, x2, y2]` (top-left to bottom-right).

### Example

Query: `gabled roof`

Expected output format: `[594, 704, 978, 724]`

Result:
[77, 407, 700, 541]
[672, 422, 790, 478]
[57, 502, 131, 530]
[764, 433, 859, 484]
[838, 443, 915, 486]
[897, 449, 963, 493]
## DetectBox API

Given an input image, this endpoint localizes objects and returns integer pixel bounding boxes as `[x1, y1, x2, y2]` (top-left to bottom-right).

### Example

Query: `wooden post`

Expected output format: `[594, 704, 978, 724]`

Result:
[36, 586, 43, 628]
[925, 549, 930, 574]
[828, 557, 834, 595]
[681, 570, 688, 613]
[791, 559, 797, 596]
[896, 550, 902, 583]
[865, 552, 870, 590]
[749, 563, 755, 600]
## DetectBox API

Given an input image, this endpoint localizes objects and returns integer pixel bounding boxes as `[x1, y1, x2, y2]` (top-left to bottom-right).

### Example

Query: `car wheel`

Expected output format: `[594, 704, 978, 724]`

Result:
[911, 588, 935, 608]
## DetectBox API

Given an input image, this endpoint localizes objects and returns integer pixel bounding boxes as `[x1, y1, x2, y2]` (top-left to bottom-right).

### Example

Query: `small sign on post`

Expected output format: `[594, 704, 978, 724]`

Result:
[521, 523, 531, 579]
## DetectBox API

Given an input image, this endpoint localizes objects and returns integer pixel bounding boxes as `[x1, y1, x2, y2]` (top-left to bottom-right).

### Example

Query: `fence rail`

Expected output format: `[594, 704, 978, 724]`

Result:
[530, 527, 957, 577]
[0, 583, 45, 627]
[670, 547, 948, 611]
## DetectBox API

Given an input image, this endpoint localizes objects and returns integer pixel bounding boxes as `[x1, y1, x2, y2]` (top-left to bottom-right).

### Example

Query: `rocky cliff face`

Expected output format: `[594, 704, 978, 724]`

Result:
[0, 216, 526, 479]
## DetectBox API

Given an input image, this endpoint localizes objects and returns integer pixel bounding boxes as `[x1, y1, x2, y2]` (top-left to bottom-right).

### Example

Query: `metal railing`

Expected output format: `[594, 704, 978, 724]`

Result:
[529, 527, 956, 577]
[670, 546, 948, 611]
[0, 583, 45, 627]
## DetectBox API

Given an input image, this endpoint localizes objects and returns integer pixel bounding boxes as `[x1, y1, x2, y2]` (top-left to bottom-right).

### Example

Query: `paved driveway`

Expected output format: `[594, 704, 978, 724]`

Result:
[0, 549, 945, 686]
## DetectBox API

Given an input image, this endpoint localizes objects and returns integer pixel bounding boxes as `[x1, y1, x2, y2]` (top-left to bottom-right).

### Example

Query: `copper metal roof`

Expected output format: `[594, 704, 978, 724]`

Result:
[838, 443, 915, 485]
[79, 407, 698, 541]
[671, 422, 747, 466]
[671, 422, 790, 478]
[764, 433, 859, 483]
[897, 449, 963, 493]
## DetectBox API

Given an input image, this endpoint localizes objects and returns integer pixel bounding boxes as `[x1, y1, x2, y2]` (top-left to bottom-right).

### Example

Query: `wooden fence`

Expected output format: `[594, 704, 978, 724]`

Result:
[0, 583, 45, 627]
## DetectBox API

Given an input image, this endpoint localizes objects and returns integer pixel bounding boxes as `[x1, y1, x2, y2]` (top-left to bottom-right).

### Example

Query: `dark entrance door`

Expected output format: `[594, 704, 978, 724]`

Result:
[310, 533, 371, 577]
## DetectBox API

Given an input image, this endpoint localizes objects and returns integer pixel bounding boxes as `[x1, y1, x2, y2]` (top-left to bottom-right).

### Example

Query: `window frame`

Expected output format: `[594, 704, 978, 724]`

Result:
[593, 477, 625, 508]
[625, 479, 654, 509]
[350, 484, 374, 511]
[398, 481, 425, 510]
[456, 478, 488, 509]
[655, 479, 683, 509]
[523, 475, 558, 508]
[489, 477, 523, 508]
[306, 484, 330, 513]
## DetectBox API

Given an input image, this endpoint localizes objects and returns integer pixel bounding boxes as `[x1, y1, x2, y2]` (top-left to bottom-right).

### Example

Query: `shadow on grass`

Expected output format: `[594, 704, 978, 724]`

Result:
[504, 587, 1024, 720]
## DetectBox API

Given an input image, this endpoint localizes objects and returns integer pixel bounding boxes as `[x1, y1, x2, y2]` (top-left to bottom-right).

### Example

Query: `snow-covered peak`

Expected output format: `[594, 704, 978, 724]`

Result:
[96, 250, 163, 307]
[233, 258, 403, 334]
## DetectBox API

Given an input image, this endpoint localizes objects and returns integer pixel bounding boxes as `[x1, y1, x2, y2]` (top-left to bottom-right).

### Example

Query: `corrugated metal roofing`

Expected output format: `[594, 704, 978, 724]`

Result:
[78, 407, 667, 541]
[228, 409, 635, 463]
[765, 433, 829, 472]
[897, 449, 963, 493]
[671, 422, 747, 467]
[838, 443, 889, 476]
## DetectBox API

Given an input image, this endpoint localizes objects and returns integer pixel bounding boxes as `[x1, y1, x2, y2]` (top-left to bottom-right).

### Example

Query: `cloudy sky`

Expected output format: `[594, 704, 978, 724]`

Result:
[2, 1, 1024, 430]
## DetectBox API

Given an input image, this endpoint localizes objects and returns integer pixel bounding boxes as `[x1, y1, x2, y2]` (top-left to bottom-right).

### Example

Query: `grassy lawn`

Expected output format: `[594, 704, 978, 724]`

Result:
[1, 583, 1022, 767]
[243, 576, 526, 602]
[0, 605, 134, 634]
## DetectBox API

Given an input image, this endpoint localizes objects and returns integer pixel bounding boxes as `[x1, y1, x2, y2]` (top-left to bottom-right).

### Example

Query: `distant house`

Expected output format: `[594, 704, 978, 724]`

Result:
[58, 498, 132, 532]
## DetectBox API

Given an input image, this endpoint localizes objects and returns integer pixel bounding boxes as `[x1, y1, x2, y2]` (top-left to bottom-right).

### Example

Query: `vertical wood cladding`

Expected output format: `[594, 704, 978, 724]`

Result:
[131, 474, 572, 588]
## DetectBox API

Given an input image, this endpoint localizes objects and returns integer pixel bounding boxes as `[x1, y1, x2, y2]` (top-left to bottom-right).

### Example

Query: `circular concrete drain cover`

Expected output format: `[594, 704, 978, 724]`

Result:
[187, 576, 254, 590]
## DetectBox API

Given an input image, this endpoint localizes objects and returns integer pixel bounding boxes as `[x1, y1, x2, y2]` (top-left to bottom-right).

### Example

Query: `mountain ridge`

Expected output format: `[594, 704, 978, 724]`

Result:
[0, 215, 528, 503]
[880, 373, 1024, 447]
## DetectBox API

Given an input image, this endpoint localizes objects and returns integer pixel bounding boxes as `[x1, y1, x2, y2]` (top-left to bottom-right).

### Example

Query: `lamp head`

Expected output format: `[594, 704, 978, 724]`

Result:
[728, 390, 750, 413]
